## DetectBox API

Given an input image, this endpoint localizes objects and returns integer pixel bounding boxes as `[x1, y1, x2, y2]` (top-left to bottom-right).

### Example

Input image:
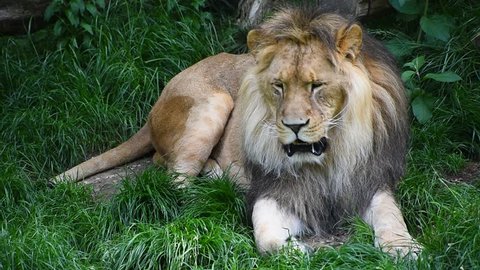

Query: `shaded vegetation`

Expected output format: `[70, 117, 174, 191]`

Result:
[1, 0, 479, 269]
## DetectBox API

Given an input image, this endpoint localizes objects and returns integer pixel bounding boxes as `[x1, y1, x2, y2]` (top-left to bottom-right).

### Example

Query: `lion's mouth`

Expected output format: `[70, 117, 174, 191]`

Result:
[283, 137, 328, 157]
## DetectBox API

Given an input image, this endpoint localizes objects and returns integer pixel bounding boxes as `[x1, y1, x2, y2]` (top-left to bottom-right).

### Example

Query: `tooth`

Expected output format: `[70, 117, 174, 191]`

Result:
[284, 144, 294, 157]
[311, 143, 318, 155]
[311, 142, 323, 156]
[287, 145, 294, 156]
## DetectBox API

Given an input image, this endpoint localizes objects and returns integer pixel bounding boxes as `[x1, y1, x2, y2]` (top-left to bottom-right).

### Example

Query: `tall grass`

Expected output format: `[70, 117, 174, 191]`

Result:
[1, 0, 479, 269]
[0, 0, 236, 178]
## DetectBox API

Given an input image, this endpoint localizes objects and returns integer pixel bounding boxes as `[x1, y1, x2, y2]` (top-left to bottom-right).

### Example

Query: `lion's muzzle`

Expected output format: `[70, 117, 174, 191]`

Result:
[283, 137, 328, 157]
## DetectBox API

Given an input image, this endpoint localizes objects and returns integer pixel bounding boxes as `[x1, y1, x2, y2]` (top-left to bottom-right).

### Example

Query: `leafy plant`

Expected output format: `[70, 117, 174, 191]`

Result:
[402, 55, 461, 123]
[388, 0, 464, 124]
[44, 0, 106, 47]
[389, 0, 454, 43]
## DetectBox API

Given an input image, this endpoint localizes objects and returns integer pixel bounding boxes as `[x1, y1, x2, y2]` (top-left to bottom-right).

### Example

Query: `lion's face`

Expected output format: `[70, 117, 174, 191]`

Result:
[259, 40, 346, 157]
[242, 19, 369, 169]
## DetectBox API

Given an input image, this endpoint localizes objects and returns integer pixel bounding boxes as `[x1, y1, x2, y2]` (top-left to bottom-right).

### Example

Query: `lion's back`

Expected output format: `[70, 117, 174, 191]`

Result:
[159, 53, 254, 101]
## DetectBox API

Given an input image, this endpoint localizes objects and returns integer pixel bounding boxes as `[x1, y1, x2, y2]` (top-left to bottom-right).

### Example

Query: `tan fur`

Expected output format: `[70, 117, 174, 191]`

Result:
[149, 95, 194, 164]
[53, 53, 253, 184]
[53, 9, 418, 257]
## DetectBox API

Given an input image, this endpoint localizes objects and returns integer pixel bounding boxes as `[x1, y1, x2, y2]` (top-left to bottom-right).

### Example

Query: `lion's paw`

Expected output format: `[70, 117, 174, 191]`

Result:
[375, 231, 422, 259]
[257, 236, 312, 255]
[383, 241, 422, 259]
[287, 236, 313, 254]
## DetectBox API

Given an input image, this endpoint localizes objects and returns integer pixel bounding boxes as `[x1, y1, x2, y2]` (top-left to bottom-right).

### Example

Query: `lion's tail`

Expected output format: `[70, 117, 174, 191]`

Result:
[51, 124, 153, 184]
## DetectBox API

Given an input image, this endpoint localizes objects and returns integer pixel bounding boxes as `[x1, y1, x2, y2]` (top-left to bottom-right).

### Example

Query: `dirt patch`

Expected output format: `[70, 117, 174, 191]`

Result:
[80, 156, 154, 199]
[446, 162, 480, 184]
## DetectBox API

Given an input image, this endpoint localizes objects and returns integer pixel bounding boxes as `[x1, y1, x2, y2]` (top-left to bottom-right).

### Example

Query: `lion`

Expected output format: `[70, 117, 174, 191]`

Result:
[53, 7, 421, 257]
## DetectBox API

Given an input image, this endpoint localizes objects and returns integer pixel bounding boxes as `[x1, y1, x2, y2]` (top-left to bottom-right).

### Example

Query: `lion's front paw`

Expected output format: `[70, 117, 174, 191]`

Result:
[257, 235, 311, 254]
[287, 237, 313, 253]
[172, 175, 192, 188]
[375, 230, 422, 259]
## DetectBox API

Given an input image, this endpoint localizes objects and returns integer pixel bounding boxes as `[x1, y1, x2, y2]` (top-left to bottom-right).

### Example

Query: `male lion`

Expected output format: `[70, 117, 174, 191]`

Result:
[54, 8, 420, 257]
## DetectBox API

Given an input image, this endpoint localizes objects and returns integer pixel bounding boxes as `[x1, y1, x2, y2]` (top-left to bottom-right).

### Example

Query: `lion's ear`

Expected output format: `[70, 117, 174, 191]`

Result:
[247, 29, 263, 52]
[336, 24, 363, 61]
[247, 29, 276, 52]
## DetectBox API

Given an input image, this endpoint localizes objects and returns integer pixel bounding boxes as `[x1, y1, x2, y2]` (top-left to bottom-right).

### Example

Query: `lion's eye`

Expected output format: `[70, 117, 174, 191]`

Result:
[311, 82, 325, 92]
[272, 82, 283, 96]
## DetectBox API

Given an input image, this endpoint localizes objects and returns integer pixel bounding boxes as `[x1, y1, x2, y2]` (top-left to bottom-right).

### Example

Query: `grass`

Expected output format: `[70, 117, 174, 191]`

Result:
[1, 0, 480, 269]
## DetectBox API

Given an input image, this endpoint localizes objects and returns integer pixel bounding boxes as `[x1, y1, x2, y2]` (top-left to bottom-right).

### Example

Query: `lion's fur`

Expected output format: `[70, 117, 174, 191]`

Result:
[241, 8, 408, 236]
[54, 6, 413, 254]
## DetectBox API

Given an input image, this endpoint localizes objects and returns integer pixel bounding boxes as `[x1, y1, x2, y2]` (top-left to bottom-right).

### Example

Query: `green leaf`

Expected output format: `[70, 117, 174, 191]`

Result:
[401, 70, 416, 82]
[71, 37, 79, 48]
[44, 4, 57, 21]
[96, 0, 106, 9]
[86, 4, 98, 16]
[71, 0, 85, 14]
[385, 37, 416, 58]
[404, 55, 425, 70]
[66, 10, 80, 26]
[420, 15, 454, 42]
[57, 39, 66, 49]
[192, 0, 207, 10]
[424, 72, 462, 82]
[53, 21, 63, 36]
[413, 55, 425, 70]
[389, 0, 424, 15]
[80, 22, 93, 35]
[70, 0, 81, 14]
[412, 95, 433, 123]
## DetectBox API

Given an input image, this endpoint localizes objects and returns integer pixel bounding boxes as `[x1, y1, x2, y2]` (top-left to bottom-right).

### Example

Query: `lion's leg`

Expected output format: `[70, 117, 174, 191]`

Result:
[252, 198, 308, 253]
[150, 91, 234, 185]
[362, 190, 421, 257]
[171, 93, 233, 180]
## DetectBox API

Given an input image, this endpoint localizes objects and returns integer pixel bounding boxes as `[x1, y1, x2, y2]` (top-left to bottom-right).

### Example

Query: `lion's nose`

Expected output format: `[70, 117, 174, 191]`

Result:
[282, 119, 310, 134]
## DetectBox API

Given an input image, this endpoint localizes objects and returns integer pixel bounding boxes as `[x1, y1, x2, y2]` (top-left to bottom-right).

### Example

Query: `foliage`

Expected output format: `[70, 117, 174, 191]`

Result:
[401, 55, 461, 123]
[389, 0, 454, 42]
[44, 0, 106, 47]
[388, 0, 462, 124]
[381, 0, 480, 160]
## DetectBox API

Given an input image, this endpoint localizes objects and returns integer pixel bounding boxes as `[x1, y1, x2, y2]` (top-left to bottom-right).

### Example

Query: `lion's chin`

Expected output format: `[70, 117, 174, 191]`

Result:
[283, 137, 328, 157]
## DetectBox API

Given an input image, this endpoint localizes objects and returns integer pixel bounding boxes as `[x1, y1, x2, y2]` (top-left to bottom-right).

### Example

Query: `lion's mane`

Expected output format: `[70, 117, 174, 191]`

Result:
[240, 8, 409, 235]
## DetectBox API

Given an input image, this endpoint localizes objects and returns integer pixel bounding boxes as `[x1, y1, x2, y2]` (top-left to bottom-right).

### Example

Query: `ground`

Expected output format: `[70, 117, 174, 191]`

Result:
[447, 162, 480, 184]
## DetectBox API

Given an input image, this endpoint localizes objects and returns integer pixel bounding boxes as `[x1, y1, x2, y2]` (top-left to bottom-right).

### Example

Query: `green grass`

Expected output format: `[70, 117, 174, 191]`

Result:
[1, 0, 480, 269]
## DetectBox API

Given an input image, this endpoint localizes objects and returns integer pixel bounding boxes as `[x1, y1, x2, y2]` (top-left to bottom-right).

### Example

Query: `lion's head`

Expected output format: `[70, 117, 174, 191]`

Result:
[239, 9, 408, 178]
